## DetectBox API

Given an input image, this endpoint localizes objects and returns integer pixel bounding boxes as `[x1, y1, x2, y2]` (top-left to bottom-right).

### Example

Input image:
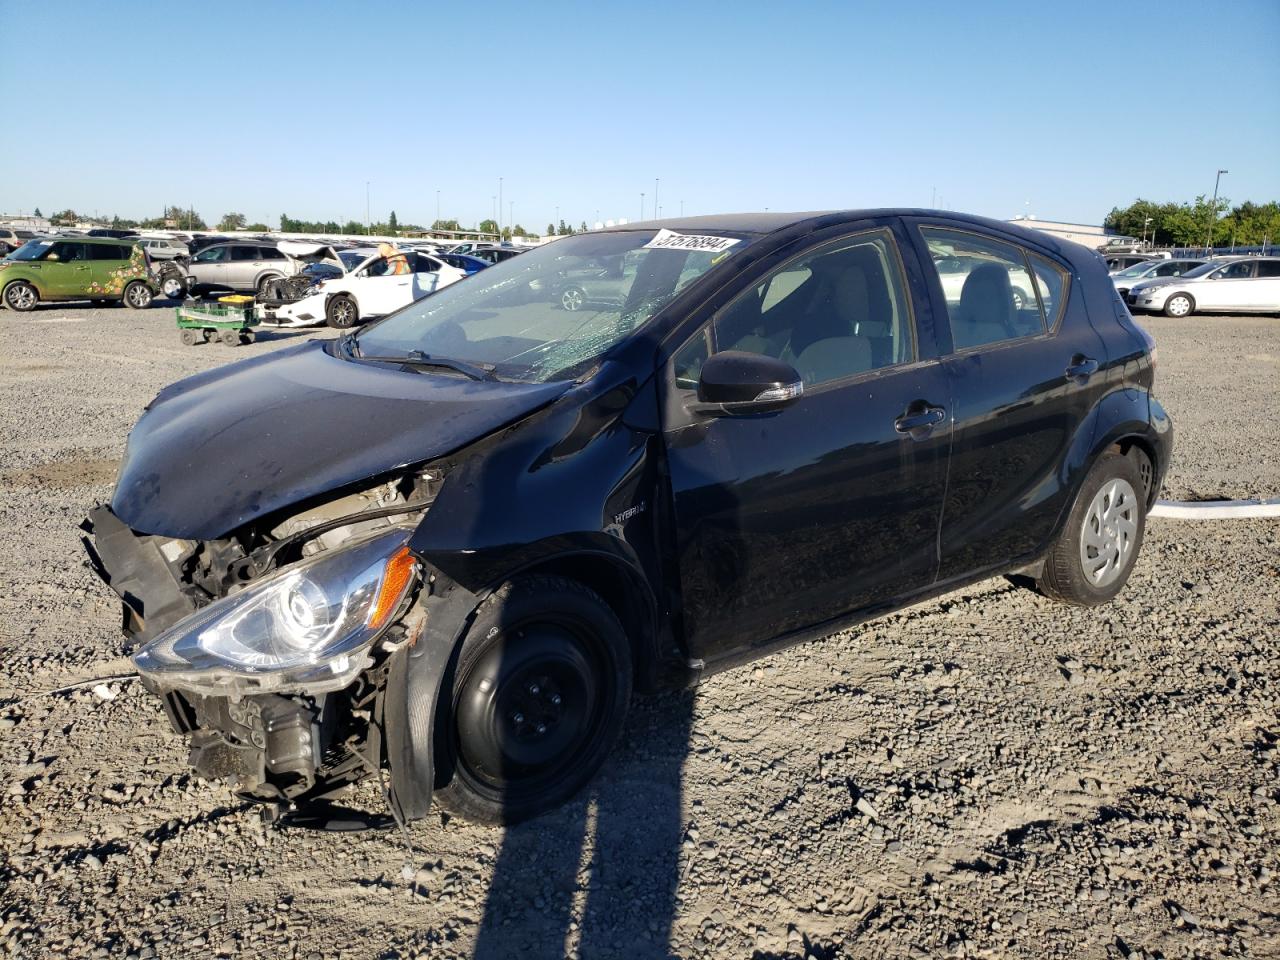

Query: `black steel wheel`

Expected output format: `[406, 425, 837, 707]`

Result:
[434, 576, 632, 825]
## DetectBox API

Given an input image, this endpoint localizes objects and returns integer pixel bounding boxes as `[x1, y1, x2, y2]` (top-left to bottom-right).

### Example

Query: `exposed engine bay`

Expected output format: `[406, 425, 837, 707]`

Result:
[84, 468, 445, 808]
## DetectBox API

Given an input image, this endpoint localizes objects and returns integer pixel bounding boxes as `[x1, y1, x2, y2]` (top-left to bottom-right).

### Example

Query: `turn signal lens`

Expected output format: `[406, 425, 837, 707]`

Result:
[368, 546, 417, 630]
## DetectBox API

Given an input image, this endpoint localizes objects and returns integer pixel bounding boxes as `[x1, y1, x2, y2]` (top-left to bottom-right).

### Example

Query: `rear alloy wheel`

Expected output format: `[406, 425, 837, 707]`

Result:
[124, 281, 153, 309]
[434, 576, 632, 825]
[4, 281, 38, 312]
[1036, 451, 1146, 606]
[1163, 293, 1194, 318]
[326, 294, 359, 328]
[158, 267, 186, 300]
[561, 286, 586, 311]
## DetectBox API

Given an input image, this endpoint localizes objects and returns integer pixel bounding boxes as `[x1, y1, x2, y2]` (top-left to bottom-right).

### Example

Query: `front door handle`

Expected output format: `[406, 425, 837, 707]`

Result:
[1066, 355, 1099, 380]
[894, 402, 946, 439]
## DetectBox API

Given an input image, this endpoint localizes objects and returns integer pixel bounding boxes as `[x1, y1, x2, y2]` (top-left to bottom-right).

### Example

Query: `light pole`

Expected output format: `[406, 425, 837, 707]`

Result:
[1204, 168, 1227, 253]
[365, 181, 370, 235]
[640, 192, 645, 221]
[498, 177, 503, 232]
[1143, 217, 1153, 248]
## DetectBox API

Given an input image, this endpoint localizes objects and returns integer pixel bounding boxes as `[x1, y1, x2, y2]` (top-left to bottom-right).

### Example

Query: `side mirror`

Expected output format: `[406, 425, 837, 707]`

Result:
[691, 350, 803, 417]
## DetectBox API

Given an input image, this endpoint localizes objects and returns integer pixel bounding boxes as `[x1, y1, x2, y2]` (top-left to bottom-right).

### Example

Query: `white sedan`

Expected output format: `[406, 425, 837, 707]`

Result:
[1126, 257, 1280, 317]
[260, 248, 466, 328]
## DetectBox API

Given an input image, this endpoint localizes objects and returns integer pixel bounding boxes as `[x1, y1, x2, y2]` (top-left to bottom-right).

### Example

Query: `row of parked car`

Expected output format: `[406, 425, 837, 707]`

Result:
[1105, 252, 1280, 317]
[0, 230, 526, 322]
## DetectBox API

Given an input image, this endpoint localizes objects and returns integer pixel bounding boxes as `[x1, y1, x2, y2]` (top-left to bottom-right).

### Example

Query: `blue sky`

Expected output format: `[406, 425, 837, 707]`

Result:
[2, 0, 1277, 230]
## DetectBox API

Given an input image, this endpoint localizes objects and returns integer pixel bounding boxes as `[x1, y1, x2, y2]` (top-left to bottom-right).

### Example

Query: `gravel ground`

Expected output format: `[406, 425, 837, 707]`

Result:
[1, 303, 1277, 960]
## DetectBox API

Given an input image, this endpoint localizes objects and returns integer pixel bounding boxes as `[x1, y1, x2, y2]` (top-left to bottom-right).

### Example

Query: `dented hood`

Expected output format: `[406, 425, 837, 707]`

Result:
[112, 340, 570, 539]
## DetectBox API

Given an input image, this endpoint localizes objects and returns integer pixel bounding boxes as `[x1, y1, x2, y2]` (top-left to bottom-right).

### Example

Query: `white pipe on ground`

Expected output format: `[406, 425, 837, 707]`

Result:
[1149, 498, 1280, 520]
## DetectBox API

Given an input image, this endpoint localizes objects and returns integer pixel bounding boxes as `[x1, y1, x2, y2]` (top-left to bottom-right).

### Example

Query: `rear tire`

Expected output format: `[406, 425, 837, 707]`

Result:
[1163, 293, 1194, 318]
[123, 281, 153, 309]
[3, 281, 38, 312]
[560, 286, 586, 311]
[433, 576, 632, 826]
[326, 294, 359, 328]
[1036, 451, 1146, 606]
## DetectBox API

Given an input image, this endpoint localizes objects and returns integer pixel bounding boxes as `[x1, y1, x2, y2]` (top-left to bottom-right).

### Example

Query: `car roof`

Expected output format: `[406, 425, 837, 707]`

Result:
[595, 209, 1081, 250]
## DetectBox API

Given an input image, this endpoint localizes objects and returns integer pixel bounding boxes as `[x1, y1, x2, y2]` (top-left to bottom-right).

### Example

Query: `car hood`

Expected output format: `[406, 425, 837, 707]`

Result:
[1129, 277, 1179, 292]
[111, 340, 571, 539]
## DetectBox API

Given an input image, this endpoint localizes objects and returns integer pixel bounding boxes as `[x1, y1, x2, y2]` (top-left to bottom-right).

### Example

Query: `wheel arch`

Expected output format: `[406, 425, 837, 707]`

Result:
[3, 276, 43, 299]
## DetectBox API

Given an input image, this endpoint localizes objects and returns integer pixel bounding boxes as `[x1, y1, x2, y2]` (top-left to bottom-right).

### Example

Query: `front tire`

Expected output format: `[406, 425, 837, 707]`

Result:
[3, 281, 38, 312]
[123, 281, 153, 309]
[1036, 451, 1146, 606]
[433, 576, 632, 825]
[256, 274, 281, 296]
[1163, 293, 1194, 318]
[326, 294, 359, 328]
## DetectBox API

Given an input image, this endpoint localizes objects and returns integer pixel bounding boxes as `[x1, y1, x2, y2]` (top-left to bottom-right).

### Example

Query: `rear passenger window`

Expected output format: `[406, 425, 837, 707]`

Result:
[673, 228, 914, 389]
[1255, 261, 1280, 278]
[259, 247, 285, 260]
[921, 228, 1045, 349]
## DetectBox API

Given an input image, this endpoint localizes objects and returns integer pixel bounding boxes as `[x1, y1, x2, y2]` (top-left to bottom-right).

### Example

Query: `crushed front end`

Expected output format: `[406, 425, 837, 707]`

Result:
[84, 469, 442, 808]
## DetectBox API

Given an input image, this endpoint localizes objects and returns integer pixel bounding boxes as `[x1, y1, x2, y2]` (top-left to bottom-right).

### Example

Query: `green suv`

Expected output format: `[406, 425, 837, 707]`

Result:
[1, 237, 158, 311]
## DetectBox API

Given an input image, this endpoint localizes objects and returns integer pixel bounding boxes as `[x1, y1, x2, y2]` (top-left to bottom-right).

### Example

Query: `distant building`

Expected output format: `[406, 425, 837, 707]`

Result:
[1007, 216, 1133, 250]
[0, 214, 52, 231]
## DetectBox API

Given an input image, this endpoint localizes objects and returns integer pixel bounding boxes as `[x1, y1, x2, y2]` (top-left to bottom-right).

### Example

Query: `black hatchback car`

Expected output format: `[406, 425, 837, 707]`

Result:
[86, 210, 1171, 826]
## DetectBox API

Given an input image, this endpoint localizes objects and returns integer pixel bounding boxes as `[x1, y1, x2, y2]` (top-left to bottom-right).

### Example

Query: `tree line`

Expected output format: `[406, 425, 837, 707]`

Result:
[42, 206, 593, 241]
[1105, 197, 1280, 248]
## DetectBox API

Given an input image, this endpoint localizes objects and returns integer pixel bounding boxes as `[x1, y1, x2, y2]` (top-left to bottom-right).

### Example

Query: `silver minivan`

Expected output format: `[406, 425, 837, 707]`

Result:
[185, 241, 299, 295]
[1128, 257, 1280, 317]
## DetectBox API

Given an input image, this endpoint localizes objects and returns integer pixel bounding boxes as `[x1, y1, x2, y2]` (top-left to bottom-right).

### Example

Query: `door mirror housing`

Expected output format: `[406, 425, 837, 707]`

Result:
[691, 350, 804, 416]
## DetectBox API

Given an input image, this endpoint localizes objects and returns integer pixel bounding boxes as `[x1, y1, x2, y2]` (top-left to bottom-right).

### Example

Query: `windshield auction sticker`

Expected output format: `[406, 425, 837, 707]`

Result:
[643, 229, 741, 253]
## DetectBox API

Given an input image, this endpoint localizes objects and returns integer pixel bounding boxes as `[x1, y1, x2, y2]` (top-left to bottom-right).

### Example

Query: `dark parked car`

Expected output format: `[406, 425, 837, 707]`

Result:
[86, 228, 140, 239]
[85, 210, 1171, 827]
[470, 245, 524, 264]
[433, 252, 490, 275]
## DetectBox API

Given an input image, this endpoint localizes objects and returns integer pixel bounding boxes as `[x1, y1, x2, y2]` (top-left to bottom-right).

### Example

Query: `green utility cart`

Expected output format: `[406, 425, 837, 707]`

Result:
[175, 295, 259, 346]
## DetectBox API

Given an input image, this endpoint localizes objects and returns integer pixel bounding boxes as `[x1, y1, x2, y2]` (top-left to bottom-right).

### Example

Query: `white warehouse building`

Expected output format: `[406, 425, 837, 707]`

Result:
[1007, 216, 1133, 250]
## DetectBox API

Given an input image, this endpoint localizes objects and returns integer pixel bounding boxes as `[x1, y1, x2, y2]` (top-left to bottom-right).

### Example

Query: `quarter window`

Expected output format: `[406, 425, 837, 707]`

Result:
[1028, 253, 1069, 327]
[674, 229, 914, 389]
[920, 228, 1046, 348]
[1256, 261, 1280, 278]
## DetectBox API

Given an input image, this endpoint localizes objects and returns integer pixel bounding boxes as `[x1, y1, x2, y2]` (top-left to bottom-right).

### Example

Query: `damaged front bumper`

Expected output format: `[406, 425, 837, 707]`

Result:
[254, 290, 326, 327]
[83, 502, 429, 810]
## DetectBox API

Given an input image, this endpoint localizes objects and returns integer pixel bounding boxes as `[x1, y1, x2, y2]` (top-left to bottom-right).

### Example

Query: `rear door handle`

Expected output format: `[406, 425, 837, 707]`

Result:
[1066, 355, 1099, 380]
[894, 403, 946, 438]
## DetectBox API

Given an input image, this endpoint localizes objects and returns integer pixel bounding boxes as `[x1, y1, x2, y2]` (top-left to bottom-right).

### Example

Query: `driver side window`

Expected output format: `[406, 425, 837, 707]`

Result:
[673, 229, 915, 389]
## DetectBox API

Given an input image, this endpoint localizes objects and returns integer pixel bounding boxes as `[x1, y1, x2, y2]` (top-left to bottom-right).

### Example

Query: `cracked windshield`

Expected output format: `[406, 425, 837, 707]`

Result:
[355, 229, 749, 381]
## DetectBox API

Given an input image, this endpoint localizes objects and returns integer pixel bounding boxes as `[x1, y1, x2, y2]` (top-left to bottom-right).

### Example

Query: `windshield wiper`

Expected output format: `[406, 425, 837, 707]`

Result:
[357, 349, 497, 382]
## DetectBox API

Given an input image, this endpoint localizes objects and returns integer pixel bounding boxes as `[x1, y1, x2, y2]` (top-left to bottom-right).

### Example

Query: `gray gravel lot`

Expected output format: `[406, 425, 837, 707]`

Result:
[1, 302, 1277, 959]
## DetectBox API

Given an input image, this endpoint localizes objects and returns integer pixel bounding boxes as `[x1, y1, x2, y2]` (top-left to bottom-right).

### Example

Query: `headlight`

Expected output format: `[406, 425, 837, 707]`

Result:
[134, 528, 417, 696]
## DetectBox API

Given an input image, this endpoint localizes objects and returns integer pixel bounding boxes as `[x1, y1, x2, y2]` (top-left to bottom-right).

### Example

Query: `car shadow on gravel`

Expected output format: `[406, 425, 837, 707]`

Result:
[471, 691, 695, 960]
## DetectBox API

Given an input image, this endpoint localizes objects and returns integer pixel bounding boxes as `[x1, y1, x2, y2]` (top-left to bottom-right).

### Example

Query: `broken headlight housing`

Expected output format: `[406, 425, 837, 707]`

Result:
[134, 528, 417, 697]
